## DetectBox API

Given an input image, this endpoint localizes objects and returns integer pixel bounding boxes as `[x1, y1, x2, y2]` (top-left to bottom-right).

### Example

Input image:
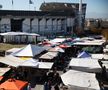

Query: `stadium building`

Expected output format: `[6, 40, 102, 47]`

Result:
[0, 2, 86, 37]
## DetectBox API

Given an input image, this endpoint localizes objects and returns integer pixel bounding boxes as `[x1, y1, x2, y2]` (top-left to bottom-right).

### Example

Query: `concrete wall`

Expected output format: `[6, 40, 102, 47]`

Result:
[0, 18, 11, 32]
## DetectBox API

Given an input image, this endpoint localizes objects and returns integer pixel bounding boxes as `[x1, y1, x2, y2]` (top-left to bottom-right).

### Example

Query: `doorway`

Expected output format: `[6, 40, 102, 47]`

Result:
[11, 19, 23, 32]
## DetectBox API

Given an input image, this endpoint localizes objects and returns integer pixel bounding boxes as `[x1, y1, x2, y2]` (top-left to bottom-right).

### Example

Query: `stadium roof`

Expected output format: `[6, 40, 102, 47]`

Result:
[40, 2, 86, 12]
[0, 10, 75, 17]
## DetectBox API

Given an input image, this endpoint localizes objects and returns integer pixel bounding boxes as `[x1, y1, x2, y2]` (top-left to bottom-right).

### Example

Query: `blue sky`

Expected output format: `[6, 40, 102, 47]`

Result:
[0, 0, 108, 18]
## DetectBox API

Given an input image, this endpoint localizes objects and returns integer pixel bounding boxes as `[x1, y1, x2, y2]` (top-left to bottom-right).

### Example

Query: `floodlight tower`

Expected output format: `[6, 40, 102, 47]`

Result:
[0, 4, 2, 33]
[0, 4, 2, 10]
[78, 0, 82, 33]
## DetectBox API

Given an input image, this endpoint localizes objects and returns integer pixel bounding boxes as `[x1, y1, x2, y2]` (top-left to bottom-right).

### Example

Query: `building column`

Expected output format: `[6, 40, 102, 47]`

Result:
[57, 18, 61, 34]
[31, 18, 38, 33]
[30, 18, 34, 33]
[38, 18, 42, 34]
[52, 19, 53, 33]
[52, 18, 56, 34]
[56, 19, 59, 32]
[0, 18, 11, 33]
[61, 18, 65, 32]
[45, 18, 50, 36]
[64, 18, 67, 34]
[22, 18, 30, 32]
[0, 18, 1, 33]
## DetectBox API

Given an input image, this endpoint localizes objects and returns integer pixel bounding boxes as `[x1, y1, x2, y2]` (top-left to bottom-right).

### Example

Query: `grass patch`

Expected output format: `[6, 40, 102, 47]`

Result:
[0, 43, 26, 51]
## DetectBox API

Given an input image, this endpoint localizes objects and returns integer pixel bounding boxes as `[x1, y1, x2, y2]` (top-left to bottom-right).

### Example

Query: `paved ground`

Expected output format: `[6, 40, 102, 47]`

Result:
[31, 85, 44, 90]
[31, 84, 68, 90]
[31, 71, 65, 90]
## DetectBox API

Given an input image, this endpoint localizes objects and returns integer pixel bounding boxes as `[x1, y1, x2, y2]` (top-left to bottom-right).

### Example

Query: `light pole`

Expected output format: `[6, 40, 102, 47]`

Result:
[0, 4, 2, 10]
[0, 18, 1, 33]
[0, 5, 2, 33]
[78, 0, 82, 33]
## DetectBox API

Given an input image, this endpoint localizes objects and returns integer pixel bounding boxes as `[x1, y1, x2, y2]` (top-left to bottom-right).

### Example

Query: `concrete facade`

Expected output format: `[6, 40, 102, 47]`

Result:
[0, 18, 11, 32]
[0, 16, 68, 36]
[0, 3, 86, 37]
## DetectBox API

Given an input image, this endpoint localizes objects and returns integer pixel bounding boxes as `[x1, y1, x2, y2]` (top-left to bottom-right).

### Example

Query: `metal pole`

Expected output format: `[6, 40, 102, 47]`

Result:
[79, 0, 82, 31]
[0, 19, 1, 33]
